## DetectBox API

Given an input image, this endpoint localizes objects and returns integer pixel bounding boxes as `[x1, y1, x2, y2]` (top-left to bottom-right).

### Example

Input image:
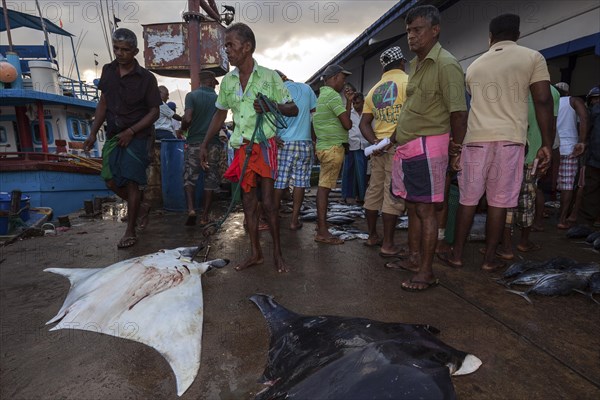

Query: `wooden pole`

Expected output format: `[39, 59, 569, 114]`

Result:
[188, 0, 201, 90]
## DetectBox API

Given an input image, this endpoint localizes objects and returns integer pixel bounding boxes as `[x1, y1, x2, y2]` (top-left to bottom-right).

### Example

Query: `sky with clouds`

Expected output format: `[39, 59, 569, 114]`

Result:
[2, 1, 398, 107]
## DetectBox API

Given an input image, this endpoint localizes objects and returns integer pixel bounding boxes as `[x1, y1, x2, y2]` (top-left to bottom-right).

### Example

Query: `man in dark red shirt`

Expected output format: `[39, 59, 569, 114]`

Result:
[84, 28, 161, 249]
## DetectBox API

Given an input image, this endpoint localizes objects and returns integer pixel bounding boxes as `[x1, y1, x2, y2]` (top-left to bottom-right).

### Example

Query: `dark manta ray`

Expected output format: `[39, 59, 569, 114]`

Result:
[250, 294, 482, 400]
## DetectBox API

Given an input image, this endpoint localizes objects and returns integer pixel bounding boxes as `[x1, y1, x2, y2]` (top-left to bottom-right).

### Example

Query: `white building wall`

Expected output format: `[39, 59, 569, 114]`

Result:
[353, 0, 599, 95]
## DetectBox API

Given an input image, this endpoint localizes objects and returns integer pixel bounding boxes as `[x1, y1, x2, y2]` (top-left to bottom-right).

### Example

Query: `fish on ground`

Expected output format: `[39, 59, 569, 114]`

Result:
[573, 272, 600, 304]
[506, 273, 590, 304]
[45, 247, 228, 397]
[250, 294, 481, 400]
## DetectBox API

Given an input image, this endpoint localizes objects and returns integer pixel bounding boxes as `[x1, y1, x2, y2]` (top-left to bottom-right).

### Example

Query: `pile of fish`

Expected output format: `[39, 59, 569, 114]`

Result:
[251, 294, 482, 400]
[299, 202, 365, 225]
[328, 226, 369, 241]
[566, 227, 600, 250]
[496, 257, 600, 304]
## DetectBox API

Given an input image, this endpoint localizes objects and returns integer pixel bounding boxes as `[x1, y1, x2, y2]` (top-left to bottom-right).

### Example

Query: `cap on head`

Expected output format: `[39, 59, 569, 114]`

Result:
[199, 70, 219, 86]
[380, 46, 405, 68]
[167, 101, 177, 111]
[322, 64, 352, 80]
[555, 82, 569, 93]
[586, 86, 600, 99]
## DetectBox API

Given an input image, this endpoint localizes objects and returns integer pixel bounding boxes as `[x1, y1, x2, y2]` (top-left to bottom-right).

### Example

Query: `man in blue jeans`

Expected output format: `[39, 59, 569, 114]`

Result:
[342, 92, 369, 203]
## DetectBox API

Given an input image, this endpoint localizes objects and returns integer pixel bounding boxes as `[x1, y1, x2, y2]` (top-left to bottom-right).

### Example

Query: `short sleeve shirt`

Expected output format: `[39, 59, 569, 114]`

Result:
[465, 41, 550, 145]
[97, 59, 161, 139]
[525, 85, 560, 164]
[216, 60, 291, 149]
[363, 69, 408, 140]
[184, 86, 218, 145]
[313, 86, 348, 151]
[155, 102, 175, 132]
[395, 42, 467, 145]
[278, 81, 317, 142]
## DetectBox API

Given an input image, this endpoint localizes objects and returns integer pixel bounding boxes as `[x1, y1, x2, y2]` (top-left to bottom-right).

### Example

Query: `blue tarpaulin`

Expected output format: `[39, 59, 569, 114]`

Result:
[1, 7, 73, 37]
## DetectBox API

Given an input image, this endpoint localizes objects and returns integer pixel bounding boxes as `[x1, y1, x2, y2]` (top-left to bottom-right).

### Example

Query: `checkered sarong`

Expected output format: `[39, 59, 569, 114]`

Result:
[506, 165, 536, 228]
[557, 155, 579, 191]
[274, 140, 313, 189]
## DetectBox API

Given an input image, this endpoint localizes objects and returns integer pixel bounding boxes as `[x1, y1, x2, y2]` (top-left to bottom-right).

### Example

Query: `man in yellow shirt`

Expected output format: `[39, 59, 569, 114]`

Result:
[359, 47, 408, 258]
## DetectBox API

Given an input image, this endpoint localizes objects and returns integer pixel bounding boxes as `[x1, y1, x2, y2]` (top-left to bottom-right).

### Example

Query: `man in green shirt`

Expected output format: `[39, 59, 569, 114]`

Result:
[181, 70, 220, 226]
[392, 5, 467, 291]
[200, 23, 298, 273]
[312, 64, 354, 245]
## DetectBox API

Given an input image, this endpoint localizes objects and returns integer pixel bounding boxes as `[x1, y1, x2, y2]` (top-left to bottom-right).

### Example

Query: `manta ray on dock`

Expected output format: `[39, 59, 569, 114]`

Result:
[250, 294, 482, 400]
[45, 246, 228, 397]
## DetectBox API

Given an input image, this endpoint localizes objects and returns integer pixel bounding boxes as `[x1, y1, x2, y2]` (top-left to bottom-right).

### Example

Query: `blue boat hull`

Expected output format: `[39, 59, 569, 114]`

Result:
[1, 170, 112, 217]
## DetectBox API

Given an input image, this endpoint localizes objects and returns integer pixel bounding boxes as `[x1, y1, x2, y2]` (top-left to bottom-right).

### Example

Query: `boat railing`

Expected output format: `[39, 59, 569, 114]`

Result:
[0, 151, 102, 171]
[59, 76, 99, 102]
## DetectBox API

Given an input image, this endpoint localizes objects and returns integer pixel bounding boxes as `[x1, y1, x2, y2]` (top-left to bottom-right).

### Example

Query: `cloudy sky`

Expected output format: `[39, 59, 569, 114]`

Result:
[3, 0, 398, 108]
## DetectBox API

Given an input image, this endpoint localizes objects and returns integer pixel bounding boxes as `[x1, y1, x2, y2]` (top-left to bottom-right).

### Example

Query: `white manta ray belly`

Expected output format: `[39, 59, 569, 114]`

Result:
[45, 247, 228, 396]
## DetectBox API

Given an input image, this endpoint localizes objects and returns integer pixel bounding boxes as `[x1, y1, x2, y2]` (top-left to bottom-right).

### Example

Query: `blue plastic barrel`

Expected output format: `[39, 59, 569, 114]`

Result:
[160, 139, 204, 211]
[161, 139, 186, 211]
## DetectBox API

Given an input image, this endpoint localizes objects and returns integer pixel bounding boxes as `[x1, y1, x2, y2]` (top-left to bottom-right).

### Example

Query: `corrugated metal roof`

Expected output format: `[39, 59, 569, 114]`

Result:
[306, 0, 459, 85]
[306, 0, 417, 84]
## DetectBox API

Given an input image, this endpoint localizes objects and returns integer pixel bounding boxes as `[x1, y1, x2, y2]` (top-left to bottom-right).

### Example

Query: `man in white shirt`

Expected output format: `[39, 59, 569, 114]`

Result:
[155, 86, 182, 140]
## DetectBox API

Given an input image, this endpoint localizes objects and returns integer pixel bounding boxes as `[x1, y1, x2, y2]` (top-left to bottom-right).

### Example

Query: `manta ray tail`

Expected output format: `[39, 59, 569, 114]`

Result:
[250, 294, 299, 335]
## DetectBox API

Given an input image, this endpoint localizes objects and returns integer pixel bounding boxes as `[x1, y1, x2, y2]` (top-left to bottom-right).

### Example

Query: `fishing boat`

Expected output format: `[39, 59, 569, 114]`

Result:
[0, 6, 111, 218]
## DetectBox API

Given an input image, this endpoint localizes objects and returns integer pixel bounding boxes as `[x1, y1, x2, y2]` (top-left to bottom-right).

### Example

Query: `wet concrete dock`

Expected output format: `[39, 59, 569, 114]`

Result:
[1, 197, 599, 399]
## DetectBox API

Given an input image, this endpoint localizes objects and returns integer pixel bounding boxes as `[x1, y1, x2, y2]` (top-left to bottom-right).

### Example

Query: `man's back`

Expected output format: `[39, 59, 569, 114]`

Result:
[364, 69, 408, 140]
[466, 41, 549, 144]
[279, 81, 317, 142]
[185, 87, 218, 144]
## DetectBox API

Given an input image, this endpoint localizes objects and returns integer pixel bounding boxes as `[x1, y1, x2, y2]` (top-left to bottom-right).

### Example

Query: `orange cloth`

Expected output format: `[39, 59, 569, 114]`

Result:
[223, 138, 278, 192]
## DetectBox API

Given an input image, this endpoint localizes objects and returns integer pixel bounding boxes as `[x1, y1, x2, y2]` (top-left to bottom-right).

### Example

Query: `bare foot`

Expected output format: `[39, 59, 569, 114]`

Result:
[233, 255, 264, 271]
[364, 236, 382, 247]
[289, 222, 303, 231]
[273, 255, 289, 273]
[436, 239, 451, 254]
[384, 258, 419, 273]
[379, 246, 409, 257]
[401, 272, 439, 291]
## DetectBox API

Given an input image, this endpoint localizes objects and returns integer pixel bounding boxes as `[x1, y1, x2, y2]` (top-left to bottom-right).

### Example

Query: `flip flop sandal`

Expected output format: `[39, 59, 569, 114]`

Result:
[314, 236, 344, 245]
[379, 248, 410, 258]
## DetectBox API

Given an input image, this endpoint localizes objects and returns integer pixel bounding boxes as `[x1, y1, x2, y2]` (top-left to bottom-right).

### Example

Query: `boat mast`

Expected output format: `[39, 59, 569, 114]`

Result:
[34, 0, 53, 59]
[1, 0, 14, 51]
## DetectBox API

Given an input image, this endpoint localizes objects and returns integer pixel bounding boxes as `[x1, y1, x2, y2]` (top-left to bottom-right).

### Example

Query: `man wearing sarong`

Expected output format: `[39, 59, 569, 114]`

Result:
[84, 28, 161, 249]
[199, 23, 298, 273]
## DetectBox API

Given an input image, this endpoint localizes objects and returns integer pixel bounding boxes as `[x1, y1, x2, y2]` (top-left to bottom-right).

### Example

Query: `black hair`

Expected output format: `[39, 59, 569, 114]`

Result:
[406, 5, 440, 26]
[489, 14, 520, 42]
[112, 28, 137, 48]
[226, 23, 256, 53]
[383, 59, 404, 72]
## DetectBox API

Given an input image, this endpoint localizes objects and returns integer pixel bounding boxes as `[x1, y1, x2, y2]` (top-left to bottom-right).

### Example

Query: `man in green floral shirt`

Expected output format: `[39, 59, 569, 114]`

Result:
[200, 23, 298, 273]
